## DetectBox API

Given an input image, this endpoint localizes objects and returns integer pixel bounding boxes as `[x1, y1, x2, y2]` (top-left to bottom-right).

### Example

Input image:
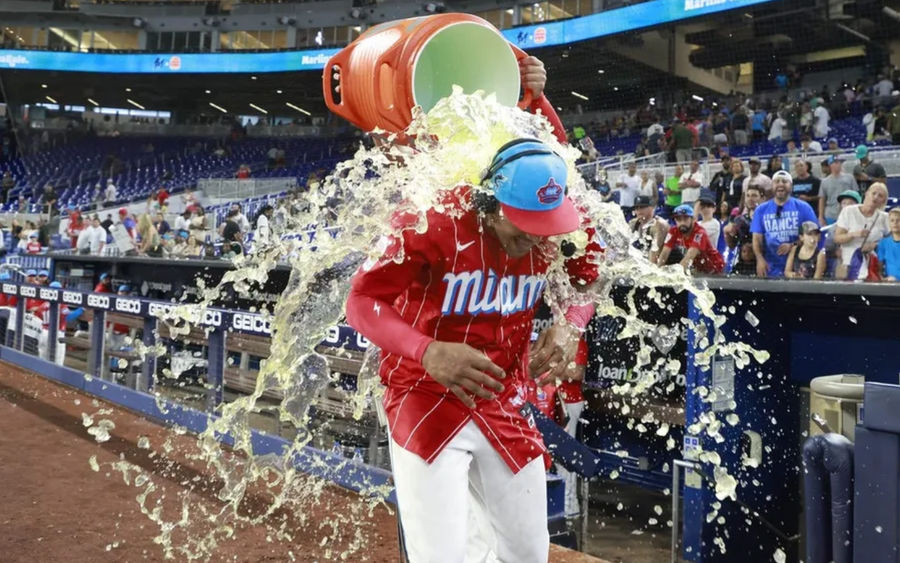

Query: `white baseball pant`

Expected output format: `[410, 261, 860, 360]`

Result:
[389, 420, 549, 563]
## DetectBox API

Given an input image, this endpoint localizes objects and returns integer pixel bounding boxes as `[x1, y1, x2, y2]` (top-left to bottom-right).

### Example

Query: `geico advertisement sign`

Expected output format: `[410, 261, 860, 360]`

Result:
[2, 283, 17, 295]
[115, 298, 142, 315]
[321, 326, 370, 349]
[147, 303, 222, 327]
[19, 286, 36, 297]
[231, 313, 271, 334]
[62, 291, 83, 305]
[595, 364, 685, 386]
[39, 288, 59, 301]
[87, 294, 110, 309]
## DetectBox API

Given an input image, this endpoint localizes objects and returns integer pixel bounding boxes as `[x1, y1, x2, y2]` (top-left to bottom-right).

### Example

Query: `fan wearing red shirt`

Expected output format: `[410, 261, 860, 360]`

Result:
[25, 233, 41, 254]
[656, 204, 724, 274]
[346, 137, 597, 563]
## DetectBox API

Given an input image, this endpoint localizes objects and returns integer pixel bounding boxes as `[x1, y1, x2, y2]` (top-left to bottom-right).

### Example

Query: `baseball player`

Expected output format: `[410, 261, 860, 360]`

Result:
[346, 137, 598, 562]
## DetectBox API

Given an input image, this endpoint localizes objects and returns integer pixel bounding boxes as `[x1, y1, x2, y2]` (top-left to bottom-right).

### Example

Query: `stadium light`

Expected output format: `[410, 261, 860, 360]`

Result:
[692, 94, 704, 102]
[286, 102, 311, 116]
[613, 87, 619, 91]
[127, 98, 145, 110]
[251, 76, 258, 80]
[208, 102, 228, 114]
[87, 98, 99, 107]
[41, 84, 47, 89]
[884, 6, 900, 23]
[276, 89, 283, 94]
[249, 103, 268, 114]
[125, 87, 132, 92]
[45, 96, 58, 104]
[315, 30, 324, 46]
[205, 89, 212, 94]
[597, 69, 605, 74]
[571, 91, 588, 101]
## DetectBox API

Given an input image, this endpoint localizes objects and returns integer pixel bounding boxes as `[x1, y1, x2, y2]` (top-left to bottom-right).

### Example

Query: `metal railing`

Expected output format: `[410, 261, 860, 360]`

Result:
[198, 177, 297, 201]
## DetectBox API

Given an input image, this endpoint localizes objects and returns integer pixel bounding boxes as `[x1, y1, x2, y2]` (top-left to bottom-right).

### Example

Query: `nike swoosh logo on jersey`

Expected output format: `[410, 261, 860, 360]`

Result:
[456, 240, 475, 252]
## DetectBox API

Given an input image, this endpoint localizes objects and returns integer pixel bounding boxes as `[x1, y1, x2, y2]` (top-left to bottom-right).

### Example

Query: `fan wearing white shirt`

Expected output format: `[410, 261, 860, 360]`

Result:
[768, 113, 787, 141]
[104, 179, 117, 205]
[679, 159, 705, 206]
[813, 104, 830, 138]
[174, 210, 191, 233]
[76, 216, 107, 255]
[615, 162, 641, 214]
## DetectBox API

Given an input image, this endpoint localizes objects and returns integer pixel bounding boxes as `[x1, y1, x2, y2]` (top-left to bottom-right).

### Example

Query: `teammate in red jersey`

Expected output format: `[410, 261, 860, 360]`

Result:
[656, 204, 725, 274]
[346, 135, 597, 562]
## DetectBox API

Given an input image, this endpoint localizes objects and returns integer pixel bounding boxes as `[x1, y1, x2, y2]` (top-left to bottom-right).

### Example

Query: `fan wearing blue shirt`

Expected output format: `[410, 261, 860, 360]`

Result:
[751, 171, 819, 278]
[877, 208, 900, 280]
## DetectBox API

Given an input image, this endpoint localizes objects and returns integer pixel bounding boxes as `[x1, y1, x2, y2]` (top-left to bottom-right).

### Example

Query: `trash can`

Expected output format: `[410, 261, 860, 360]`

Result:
[809, 374, 865, 441]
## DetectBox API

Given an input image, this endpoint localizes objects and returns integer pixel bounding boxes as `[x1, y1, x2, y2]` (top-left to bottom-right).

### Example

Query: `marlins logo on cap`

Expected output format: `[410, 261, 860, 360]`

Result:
[536, 178, 563, 206]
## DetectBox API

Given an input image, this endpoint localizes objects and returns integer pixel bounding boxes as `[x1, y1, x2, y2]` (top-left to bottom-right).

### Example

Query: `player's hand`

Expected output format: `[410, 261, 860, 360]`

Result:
[756, 257, 769, 277]
[776, 243, 793, 255]
[422, 341, 505, 409]
[519, 56, 547, 99]
[530, 323, 580, 384]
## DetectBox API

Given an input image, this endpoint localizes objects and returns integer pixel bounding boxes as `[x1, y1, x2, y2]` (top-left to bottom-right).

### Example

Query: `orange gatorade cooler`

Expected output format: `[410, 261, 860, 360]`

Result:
[322, 13, 533, 133]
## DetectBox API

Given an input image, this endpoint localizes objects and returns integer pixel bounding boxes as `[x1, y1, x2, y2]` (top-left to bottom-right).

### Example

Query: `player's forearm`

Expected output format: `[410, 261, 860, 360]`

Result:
[345, 288, 434, 364]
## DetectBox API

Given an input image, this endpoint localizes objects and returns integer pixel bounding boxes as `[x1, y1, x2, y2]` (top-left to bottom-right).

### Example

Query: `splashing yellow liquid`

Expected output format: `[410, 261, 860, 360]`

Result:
[100, 88, 766, 560]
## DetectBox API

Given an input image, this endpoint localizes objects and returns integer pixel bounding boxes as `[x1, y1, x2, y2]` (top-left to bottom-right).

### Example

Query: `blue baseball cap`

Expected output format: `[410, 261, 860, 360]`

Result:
[38, 269, 49, 277]
[484, 138, 579, 237]
[25, 269, 37, 277]
[99, 273, 109, 281]
[673, 204, 694, 218]
[49, 281, 62, 288]
[117, 284, 130, 293]
[0, 272, 10, 281]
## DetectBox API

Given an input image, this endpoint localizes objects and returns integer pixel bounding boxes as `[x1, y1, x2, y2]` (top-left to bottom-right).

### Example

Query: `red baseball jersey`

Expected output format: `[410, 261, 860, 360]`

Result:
[663, 222, 724, 274]
[35, 301, 69, 330]
[347, 187, 597, 473]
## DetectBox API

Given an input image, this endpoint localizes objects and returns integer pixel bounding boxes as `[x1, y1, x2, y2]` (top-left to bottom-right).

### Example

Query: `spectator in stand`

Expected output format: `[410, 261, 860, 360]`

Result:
[66, 209, 85, 247]
[785, 221, 826, 279]
[638, 170, 655, 202]
[731, 107, 750, 146]
[614, 162, 641, 217]
[826, 137, 841, 154]
[819, 156, 859, 225]
[190, 207, 207, 232]
[750, 108, 767, 142]
[751, 171, 818, 278]
[235, 164, 251, 179]
[101, 213, 114, 233]
[254, 204, 274, 246]
[725, 184, 763, 255]
[153, 213, 171, 237]
[712, 112, 730, 146]
[852, 145, 887, 195]
[1, 170, 13, 205]
[653, 171, 666, 215]
[77, 215, 106, 255]
[656, 204, 724, 275]
[119, 208, 137, 239]
[231, 203, 251, 234]
[876, 208, 900, 281]
[800, 134, 823, 154]
[767, 112, 787, 141]
[833, 182, 890, 280]
[813, 100, 831, 139]
[709, 155, 732, 201]
[791, 160, 820, 209]
[104, 178, 117, 205]
[137, 214, 163, 257]
[41, 184, 58, 217]
[874, 74, 895, 108]
[664, 164, 683, 216]
[25, 232, 41, 254]
[221, 209, 244, 257]
[697, 191, 721, 250]
[764, 155, 785, 178]
[679, 159, 704, 208]
[785, 139, 799, 155]
[671, 118, 695, 163]
[629, 195, 668, 263]
[743, 157, 773, 200]
[184, 234, 204, 258]
[174, 209, 191, 233]
[719, 160, 745, 211]
[157, 186, 170, 211]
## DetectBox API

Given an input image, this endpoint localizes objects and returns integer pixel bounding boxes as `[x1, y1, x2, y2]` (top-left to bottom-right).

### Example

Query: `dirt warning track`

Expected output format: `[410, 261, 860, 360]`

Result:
[0, 362, 602, 562]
